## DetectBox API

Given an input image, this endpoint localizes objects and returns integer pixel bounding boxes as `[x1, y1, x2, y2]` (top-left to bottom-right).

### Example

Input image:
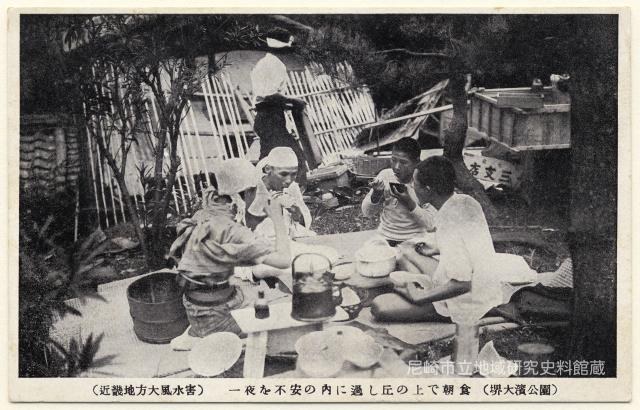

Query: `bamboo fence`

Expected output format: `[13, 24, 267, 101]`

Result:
[285, 62, 376, 164]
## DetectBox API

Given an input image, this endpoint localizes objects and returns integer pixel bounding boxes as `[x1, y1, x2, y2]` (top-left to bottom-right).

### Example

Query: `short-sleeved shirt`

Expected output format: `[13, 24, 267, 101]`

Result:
[430, 194, 498, 324]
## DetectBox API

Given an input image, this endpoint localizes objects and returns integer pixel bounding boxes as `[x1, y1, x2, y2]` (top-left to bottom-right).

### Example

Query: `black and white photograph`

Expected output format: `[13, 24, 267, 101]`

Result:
[7, 6, 631, 402]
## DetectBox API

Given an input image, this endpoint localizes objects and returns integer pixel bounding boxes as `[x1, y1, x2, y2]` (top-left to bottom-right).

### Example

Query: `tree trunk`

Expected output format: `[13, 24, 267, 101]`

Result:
[442, 73, 497, 223]
[148, 124, 181, 269]
[92, 131, 152, 268]
[567, 73, 617, 376]
[114, 173, 150, 265]
[74, 115, 100, 233]
[564, 16, 618, 376]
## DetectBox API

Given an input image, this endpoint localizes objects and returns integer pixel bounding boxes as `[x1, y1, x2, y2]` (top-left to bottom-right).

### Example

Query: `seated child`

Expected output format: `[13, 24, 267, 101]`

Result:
[168, 159, 291, 344]
[361, 137, 436, 247]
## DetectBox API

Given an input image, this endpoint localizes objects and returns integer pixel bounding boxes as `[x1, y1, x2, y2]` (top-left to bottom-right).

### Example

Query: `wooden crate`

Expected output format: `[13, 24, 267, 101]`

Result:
[352, 155, 391, 178]
[467, 87, 571, 152]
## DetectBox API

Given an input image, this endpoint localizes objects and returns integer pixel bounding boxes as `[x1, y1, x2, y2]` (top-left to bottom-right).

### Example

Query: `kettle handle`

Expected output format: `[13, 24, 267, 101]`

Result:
[291, 252, 333, 272]
[331, 282, 347, 307]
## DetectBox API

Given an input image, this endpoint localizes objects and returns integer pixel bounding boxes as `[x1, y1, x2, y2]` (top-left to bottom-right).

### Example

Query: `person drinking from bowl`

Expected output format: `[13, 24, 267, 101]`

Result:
[253, 146, 315, 240]
[361, 137, 436, 247]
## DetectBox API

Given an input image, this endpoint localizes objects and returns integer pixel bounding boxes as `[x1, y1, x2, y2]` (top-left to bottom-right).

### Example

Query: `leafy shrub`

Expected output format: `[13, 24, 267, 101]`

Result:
[19, 188, 113, 377]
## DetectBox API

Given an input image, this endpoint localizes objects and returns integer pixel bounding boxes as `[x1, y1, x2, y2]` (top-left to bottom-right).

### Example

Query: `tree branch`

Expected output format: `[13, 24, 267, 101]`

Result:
[374, 48, 451, 59]
[268, 15, 314, 33]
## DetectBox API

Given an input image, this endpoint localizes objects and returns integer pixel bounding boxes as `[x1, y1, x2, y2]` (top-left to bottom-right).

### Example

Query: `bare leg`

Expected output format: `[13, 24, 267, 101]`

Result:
[370, 293, 450, 323]
[396, 242, 438, 277]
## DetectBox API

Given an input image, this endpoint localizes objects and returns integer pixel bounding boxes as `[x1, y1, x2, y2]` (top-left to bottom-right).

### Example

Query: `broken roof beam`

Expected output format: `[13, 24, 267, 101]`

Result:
[362, 104, 453, 130]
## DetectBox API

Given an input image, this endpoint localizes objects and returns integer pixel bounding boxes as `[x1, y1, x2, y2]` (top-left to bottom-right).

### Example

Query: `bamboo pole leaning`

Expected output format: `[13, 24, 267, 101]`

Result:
[105, 64, 132, 223]
[220, 73, 250, 156]
[290, 70, 337, 160]
[205, 75, 234, 159]
[82, 101, 107, 228]
[304, 70, 350, 152]
[91, 65, 119, 226]
[101, 64, 127, 224]
[287, 72, 332, 159]
[221, 72, 250, 154]
[185, 100, 213, 188]
[199, 76, 227, 161]
[293, 70, 341, 155]
[178, 111, 205, 195]
[212, 75, 245, 158]
[313, 71, 354, 151]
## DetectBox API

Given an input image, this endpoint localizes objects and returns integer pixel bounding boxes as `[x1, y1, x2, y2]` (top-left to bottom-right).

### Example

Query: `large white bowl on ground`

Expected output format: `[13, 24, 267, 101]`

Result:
[296, 327, 384, 373]
[188, 332, 243, 377]
[295, 331, 344, 377]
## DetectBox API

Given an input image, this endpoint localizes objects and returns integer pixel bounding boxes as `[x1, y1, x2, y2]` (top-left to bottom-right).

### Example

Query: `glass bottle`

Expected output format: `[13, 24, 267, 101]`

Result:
[254, 291, 270, 319]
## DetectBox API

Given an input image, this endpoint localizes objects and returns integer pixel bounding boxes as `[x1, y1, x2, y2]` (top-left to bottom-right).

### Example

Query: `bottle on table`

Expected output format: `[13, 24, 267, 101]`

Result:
[254, 290, 270, 319]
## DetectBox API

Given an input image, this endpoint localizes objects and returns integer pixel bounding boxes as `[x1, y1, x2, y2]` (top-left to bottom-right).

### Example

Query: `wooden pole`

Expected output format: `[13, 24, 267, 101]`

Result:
[291, 108, 322, 169]
[362, 104, 453, 129]
[233, 87, 255, 127]
[82, 101, 105, 228]
[91, 65, 118, 226]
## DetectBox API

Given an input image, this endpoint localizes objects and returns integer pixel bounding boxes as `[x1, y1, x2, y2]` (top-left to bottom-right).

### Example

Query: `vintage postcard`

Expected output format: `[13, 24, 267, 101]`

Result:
[5, 2, 632, 403]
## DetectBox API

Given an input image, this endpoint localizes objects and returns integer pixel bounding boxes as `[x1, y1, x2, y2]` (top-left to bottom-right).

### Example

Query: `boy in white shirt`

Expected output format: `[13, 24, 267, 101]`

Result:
[361, 137, 436, 246]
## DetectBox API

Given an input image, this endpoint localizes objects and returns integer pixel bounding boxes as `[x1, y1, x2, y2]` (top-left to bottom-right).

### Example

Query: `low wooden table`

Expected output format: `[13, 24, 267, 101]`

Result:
[231, 302, 349, 377]
[234, 230, 395, 378]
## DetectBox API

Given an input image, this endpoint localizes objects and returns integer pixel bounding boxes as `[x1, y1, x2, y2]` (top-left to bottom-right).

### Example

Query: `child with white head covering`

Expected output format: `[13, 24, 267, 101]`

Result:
[168, 158, 291, 342]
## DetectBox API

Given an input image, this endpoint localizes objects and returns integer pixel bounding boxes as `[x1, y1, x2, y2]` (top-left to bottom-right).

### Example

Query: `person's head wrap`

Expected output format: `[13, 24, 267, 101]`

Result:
[208, 159, 264, 225]
[251, 53, 288, 102]
[256, 146, 299, 175]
